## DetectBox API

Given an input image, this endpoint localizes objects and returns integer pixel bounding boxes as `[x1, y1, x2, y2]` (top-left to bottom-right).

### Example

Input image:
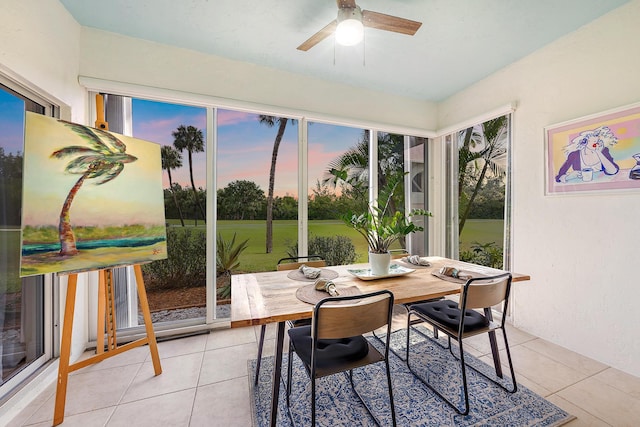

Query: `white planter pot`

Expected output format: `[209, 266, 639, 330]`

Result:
[369, 251, 391, 276]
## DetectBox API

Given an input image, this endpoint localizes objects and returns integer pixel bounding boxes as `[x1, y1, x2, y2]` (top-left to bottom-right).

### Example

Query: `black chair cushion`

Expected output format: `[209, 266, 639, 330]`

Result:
[412, 300, 489, 332]
[288, 325, 369, 369]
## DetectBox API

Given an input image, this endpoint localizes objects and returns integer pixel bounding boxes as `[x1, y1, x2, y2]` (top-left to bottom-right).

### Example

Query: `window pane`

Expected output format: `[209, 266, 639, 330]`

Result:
[457, 115, 509, 268]
[131, 99, 208, 323]
[216, 110, 298, 306]
[377, 132, 407, 253]
[308, 123, 367, 264]
[0, 85, 45, 390]
[407, 136, 429, 255]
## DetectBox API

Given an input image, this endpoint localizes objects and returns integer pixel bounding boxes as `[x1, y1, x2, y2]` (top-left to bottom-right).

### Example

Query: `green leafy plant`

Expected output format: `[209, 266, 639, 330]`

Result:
[216, 232, 249, 300]
[286, 235, 357, 266]
[342, 177, 431, 254]
[142, 227, 206, 290]
[460, 241, 503, 268]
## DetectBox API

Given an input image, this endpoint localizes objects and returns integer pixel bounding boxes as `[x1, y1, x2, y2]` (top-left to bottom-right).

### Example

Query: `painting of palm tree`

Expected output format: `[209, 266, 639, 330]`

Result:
[51, 120, 138, 255]
[19, 113, 167, 277]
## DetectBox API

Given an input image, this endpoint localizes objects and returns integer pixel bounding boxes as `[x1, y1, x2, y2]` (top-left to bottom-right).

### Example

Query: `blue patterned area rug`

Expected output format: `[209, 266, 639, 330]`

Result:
[249, 327, 575, 426]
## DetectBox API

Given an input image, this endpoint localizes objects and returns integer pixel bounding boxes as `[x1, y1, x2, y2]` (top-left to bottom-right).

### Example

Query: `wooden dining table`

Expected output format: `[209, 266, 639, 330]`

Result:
[231, 256, 530, 427]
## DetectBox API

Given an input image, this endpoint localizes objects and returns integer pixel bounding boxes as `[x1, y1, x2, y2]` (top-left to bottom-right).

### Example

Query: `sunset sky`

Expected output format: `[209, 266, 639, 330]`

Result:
[131, 99, 363, 198]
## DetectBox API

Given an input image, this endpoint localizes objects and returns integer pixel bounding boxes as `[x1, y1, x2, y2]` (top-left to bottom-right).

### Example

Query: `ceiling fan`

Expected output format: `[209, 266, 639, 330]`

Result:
[297, 0, 422, 51]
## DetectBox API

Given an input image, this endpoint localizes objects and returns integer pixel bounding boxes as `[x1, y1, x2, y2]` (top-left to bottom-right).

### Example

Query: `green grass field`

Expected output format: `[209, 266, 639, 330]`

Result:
[215, 220, 370, 272]
[459, 219, 504, 251]
[190, 218, 503, 272]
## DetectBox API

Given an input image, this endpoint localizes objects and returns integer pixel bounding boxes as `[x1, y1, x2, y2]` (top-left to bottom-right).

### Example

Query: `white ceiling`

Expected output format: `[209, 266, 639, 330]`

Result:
[59, 0, 629, 102]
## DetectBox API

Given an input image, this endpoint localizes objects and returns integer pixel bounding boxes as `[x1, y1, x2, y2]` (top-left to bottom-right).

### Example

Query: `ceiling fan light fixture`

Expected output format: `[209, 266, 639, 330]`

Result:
[335, 7, 364, 46]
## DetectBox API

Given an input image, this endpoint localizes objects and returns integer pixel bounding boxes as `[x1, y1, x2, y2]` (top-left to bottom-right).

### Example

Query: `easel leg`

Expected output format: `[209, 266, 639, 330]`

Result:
[134, 265, 161, 375]
[105, 269, 117, 351]
[96, 271, 106, 354]
[53, 274, 78, 426]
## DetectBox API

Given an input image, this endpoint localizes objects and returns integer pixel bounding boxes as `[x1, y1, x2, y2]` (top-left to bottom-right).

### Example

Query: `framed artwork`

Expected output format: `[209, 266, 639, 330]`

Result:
[545, 102, 640, 195]
[20, 112, 167, 277]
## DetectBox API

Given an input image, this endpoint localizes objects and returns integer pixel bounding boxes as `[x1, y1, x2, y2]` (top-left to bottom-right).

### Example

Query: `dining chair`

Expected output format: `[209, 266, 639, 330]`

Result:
[286, 290, 397, 426]
[405, 272, 516, 415]
[253, 255, 327, 385]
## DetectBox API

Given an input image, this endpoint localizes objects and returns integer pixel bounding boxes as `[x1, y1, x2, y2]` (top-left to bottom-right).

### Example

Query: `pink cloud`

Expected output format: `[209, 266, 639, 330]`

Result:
[135, 115, 207, 146]
[218, 110, 255, 126]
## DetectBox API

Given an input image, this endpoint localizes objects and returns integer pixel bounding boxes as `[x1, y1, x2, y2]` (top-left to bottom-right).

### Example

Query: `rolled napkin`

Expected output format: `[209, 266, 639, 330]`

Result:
[299, 264, 322, 279]
[402, 255, 431, 266]
[439, 266, 472, 280]
[314, 278, 339, 296]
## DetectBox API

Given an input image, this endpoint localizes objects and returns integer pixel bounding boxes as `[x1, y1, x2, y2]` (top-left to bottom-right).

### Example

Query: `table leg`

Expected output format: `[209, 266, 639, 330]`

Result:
[269, 321, 286, 427]
[484, 308, 503, 378]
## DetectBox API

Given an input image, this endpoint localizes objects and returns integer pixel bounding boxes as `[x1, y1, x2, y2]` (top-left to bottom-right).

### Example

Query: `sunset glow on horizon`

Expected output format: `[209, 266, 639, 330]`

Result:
[132, 99, 364, 198]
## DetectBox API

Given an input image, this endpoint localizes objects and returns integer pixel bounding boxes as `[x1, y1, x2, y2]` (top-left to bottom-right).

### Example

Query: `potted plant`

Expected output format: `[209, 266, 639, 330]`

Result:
[342, 178, 431, 275]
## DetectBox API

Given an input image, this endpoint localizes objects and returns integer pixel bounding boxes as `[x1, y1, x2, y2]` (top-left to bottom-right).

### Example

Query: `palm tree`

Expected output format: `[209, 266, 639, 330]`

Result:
[172, 125, 206, 222]
[324, 136, 369, 202]
[458, 116, 508, 235]
[51, 120, 137, 256]
[161, 145, 186, 227]
[324, 131, 404, 213]
[258, 115, 289, 254]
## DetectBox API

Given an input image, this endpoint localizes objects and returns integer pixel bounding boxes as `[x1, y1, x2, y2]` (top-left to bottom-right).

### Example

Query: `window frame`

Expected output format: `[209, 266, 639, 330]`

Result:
[0, 72, 58, 401]
[81, 78, 438, 330]
[440, 109, 514, 272]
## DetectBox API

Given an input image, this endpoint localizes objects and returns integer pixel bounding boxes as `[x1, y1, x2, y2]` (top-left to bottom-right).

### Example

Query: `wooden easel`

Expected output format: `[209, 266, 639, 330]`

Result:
[53, 266, 162, 425]
[52, 94, 162, 425]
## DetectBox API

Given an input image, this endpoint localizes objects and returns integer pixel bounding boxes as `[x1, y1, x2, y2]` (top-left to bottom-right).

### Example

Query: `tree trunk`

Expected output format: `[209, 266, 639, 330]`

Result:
[58, 174, 87, 256]
[459, 156, 491, 235]
[265, 119, 288, 253]
[167, 170, 185, 227]
[187, 150, 206, 222]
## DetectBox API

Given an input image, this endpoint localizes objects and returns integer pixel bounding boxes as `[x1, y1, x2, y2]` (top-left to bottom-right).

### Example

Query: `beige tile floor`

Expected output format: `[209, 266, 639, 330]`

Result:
[5, 314, 640, 427]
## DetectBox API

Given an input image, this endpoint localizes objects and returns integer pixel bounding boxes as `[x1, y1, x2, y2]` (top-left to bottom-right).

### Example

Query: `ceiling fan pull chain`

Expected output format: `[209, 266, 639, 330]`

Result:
[333, 37, 336, 66]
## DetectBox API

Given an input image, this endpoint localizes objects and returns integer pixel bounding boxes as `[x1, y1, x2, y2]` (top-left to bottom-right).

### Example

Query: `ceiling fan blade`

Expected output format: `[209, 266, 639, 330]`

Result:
[362, 10, 422, 36]
[337, 0, 357, 9]
[297, 20, 337, 51]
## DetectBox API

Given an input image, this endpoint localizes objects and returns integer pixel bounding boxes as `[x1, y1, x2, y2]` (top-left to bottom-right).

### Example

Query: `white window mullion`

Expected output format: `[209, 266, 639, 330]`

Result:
[298, 119, 309, 256]
[369, 129, 378, 206]
[207, 107, 217, 322]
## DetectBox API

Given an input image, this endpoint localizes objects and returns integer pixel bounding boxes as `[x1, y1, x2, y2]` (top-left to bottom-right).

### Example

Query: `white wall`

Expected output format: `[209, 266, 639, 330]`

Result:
[438, 0, 640, 376]
[78, 28, 437, 131]
[2, 0, 89, 362]
[2, 0, 85, 122]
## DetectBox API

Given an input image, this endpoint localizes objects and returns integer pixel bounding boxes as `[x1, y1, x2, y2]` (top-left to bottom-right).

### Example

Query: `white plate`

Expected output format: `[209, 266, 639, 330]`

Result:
[347, 263, 415, 280]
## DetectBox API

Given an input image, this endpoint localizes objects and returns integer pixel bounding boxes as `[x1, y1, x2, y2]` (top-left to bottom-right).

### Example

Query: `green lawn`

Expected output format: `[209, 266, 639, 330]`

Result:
[214, 220, 369, 272]
[459, 219, 504, 252]
[215, 218, 503, 272]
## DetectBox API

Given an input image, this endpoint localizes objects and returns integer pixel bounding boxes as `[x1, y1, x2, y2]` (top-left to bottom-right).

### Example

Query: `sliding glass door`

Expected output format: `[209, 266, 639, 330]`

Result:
[0, 83, 51, 398]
